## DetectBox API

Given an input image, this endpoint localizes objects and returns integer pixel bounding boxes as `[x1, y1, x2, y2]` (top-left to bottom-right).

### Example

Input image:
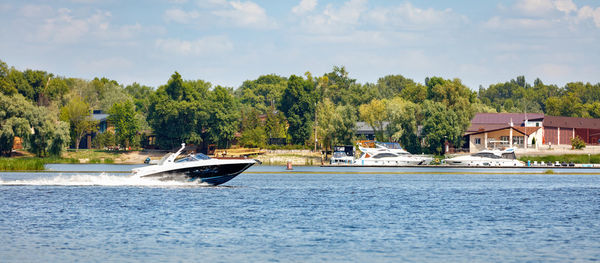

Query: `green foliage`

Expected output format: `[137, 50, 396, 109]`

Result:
[421, 100, 463, 155]
[92, 131, 116, 149]
[240, 127, 267, 148]
[60, 96, 98, 150]
[545, 95, 585, 117]
[279, 75, 317, 145]
[108, 100, 139, 148]
[0, 158, 45, 170]
[0, 93, 69, 157]
[205, 86, 240, 148]
[571, 136, 586, 150]
[385, 97, 422, 153]
[359, 99, 387, 141]
[520, 154, 600, 164]
[316, 98, 336, 150]
[236, 74, 287, 113]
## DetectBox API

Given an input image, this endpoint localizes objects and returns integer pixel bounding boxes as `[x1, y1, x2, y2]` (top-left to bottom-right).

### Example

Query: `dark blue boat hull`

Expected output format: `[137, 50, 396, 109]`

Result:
[145, 162, 255, 186]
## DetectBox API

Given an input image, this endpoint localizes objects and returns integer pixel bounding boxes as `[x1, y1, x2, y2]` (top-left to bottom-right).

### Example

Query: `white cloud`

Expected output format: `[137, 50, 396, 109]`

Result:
[366, 2, 467, 29]
[84, 57, 134, 72]
[577, 6, 600, 28]
[292, 0, 317, 15]
[494, 0, 600, 29]
[212, 1, 276, 29]
[483, 16, 553, 30]
[299, 0, 367, 34]
[164, 8, 200, 23]
[515, 0, 555, 16]
[24, 7, 143, 44]
[531, 63, 573, 79]
[298, 0, 466, 37]
[554, 0, 577, 14]
[155, 36, 234, 56]
[20, 4, 53, 17]
[514, 0, 578, 16]
[39, 8, 92, 43]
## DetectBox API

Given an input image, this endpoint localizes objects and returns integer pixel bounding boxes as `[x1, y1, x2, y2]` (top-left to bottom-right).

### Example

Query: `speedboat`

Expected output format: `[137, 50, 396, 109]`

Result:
[354, 143, 433, 166]
[131, 143, 259, 185]
[443, 148, 524, 167]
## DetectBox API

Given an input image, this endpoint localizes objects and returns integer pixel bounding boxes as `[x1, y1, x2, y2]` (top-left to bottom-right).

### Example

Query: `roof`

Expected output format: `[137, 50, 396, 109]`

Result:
[355, 121, 389, 134]
[466, 126, 540, 136]
[92, 113, 109, 121]
[471, 113, 544, 124]
[467, 113, 544, 132]
[543, 115, 600, 129]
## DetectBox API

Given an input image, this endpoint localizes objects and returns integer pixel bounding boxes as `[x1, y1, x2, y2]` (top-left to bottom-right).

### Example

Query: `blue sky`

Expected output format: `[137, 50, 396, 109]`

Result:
[1, 0, 599, 90]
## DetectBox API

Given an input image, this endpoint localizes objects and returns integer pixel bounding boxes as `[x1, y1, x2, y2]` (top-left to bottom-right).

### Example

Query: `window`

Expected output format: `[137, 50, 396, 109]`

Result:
[372, 153, 398, 159]
[500, 136, 509, 143]
[475, 138, 481, 145]
[536, 122, 539, 127]
[513, 136, 524, 145]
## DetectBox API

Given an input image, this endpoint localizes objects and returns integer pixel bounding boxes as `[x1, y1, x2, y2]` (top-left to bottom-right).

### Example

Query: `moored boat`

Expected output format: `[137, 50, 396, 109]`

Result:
[355, 142, 433, 166]
[443, 148, 524, 167]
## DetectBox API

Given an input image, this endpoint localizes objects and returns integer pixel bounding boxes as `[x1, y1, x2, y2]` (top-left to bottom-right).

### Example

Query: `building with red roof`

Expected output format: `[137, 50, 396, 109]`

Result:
[464, 113, 600, 152]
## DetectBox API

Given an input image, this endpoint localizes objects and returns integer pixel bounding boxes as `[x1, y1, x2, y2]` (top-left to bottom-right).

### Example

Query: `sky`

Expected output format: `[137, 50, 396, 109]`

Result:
[0, 0, 599, 90]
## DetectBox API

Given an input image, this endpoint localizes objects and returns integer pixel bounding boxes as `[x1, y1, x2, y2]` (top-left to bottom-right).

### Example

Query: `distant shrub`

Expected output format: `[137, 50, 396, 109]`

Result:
[571, 136, 586, 150]
[103, 158, 114, 164]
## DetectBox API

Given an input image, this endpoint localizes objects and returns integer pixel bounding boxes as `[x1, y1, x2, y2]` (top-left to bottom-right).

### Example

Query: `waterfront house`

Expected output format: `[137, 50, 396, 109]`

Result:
[465, 113, 600, 152]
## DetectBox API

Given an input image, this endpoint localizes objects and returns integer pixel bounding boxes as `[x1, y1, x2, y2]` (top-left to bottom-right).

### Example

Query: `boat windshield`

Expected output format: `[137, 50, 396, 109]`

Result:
[472, 152, 501, 159]
[175, 153, 211, 163]
[501, 152, 517, 159]
[157, 153, 173, 165]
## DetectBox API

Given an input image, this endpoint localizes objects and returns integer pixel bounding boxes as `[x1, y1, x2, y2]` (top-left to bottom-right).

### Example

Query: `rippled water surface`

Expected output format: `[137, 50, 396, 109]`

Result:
[1, 165, 600, 262]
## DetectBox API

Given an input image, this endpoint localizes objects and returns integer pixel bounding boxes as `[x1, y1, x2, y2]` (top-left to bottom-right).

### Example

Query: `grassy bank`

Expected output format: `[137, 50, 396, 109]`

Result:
[520, 154, 600, 164]
[0, 157, 79, 171]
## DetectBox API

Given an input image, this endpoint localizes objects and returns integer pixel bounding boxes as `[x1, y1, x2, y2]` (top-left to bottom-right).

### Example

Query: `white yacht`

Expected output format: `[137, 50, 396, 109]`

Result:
[443, 148, 524, 167]
[330, 146, 355, 165]
[354, 143, 433, 166]
[132, 143, 259, 185]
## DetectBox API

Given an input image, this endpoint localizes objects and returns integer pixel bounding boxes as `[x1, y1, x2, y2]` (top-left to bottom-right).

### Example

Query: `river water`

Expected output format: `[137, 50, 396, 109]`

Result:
[1, 165, 599, 262]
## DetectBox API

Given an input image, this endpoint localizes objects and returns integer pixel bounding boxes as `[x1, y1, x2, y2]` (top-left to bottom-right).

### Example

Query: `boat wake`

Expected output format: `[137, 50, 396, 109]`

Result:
[0, 173, 215, 187]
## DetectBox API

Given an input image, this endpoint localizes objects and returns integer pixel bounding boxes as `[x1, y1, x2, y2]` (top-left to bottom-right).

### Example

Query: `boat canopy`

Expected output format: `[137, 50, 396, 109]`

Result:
[175, 153, 211, 163]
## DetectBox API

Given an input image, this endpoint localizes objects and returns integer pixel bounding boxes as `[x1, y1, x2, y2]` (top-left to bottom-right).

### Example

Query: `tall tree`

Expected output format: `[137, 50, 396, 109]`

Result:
[385, 97, 422, 153]
[279, 75, 317, 145]
[421, 100, 462, 155]
[205, 86, 240, 148]
[109, 100, 139, 148]
[60, 96, 98, 150]
[0, 94, 33, 156]
[359, 99, 387, 141]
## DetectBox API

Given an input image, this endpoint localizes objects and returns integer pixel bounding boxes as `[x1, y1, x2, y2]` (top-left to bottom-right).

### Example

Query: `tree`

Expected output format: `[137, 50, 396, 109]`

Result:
[385, 97, 422, 153]
[60, 96, 98, 150]
[205, 86, 240, 148]
[236, 74, 287, 113]
[108, 100, 139, 148]
[421, 100, 463, 155]
[29, 107, 70, 157]
[279, 75, 317, 145]
[0, 93, 69, 157]
[359, 99, 387, 141]
[0, 60, 16, 95]
[0, 94, 32, 156]
[331, 104, 357, 145]
[316, 98, 336, 151]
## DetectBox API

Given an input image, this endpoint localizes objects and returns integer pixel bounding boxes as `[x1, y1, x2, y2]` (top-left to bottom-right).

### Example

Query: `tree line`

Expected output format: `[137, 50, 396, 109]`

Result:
[2, 59, 600, 157]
